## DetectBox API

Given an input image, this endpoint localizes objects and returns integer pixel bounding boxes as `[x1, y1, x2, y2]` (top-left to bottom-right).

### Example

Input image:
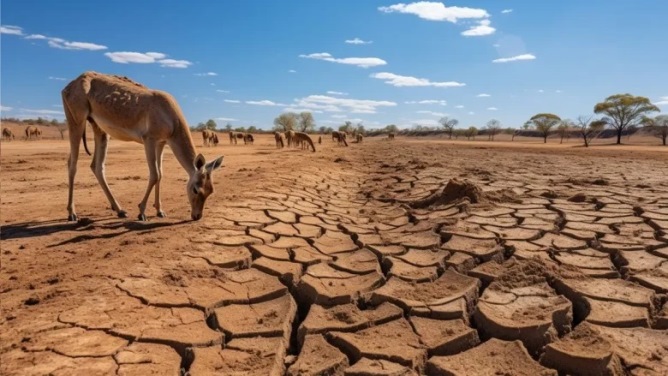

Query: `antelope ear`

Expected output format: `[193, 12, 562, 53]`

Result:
[194, 153, 206, 171]
[205, 156, 224, 172]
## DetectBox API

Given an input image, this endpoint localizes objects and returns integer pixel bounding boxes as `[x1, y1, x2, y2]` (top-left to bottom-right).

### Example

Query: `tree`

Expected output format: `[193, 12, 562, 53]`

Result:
[465, 126, 478, 140]
[527, 113, 561, 143]
[247, 126, 258, 133]
[575, 115, 606, 147]
[273, 112, 298, 131]
[556, 119, 574, 144]
[643, 115, 668, 146]
[298, 112, 315, 132]
[385, 124, 399, 134]
[594, 94, 659, 144]
[194, 122, 206, 131]
[339, 121, 353, 134]
[234, 126, 246, 133]
[356, 123, 366, 135]
[439, 117, 458, 139]
[50, 119, 59, 126]
[485, 119, 501, 141]
[318, 126, 327, 134]
[205, 119, 217, 130]
[225, 123, 233, 131]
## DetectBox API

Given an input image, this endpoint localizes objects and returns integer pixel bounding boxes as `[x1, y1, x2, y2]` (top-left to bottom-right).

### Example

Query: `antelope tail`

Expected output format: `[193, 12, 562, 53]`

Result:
[82, 126, 91, 156]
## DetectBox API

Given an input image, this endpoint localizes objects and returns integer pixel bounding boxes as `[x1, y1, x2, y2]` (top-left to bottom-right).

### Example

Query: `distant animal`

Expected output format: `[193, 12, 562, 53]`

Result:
[212, 133, 219, 146]
[331, 131, 348, 146]
[274, 131, 284, 148]
[202, 129, 217, 147]
[61, 71, 224, 222]
[318, 136, 322, 144]
[25, 126, 42, 140]
[243, 133, 254, 145]
[388, 132, 395, 140]
[356, 134, 363, 143]
[286, 130, 296, 147]
[2, 128, 15, 141]
[293, 132, 316, 152]
[229, 131, 236, 144]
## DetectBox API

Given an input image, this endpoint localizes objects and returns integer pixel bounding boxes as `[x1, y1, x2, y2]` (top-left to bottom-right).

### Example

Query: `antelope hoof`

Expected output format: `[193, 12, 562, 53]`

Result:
[138, 213, 148, 221]
[157, 210, 166, 218]
[68, 213, 78, 222]
[117, 210, 128, 218]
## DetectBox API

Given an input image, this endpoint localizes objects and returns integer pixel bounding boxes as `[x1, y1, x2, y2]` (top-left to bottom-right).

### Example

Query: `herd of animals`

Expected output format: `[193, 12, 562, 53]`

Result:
[3, 71, 396, 222]
[1, 125, 42, 141]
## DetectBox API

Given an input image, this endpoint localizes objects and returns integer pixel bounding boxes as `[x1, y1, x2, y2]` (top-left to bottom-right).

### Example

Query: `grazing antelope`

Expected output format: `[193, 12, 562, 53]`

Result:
[25, 126, 42, 140]
[243, 133, 254, 145]
[356, 134, 363, 143]
[212, 133, 219, 146]
[229, 131, 236, 145]
[293, 132, 316, 152]
[202, 129, 217, 147]
[62, 71, 224, 222]
[286, 130, 295, 147]
[2, 128, 15, 141]
[388, 132, 395, 140]
[274, 131, 284, 148]
[331, 131, 348, 146]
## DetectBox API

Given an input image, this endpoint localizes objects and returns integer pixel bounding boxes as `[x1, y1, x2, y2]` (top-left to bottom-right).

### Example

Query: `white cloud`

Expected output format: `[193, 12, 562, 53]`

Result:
[0, 25, 23, 35]
[477, 93, 491, 97]
[462, 19, 495, 37]
[417, 110, 447, 117]
[556, 90, 562, 93]
[48, 40, 107, 50]
[216, 89, 230, 93]
[283, 107, 324, 114]
[455, 105, 464, 109]
[410, 118, 440, 126]
[379, 2, 489, 22]
[19, 108, 63, 115]
[492, 53, 536, 63]
[215, 117, 237, 121]
[537, 89, 544, 93]
[246, 100, 285, 106]
[327, 91, 348, 96]
[331, 114, 347, 119]
[288, 69, 297, 73]
[345, 38, 373, 45]
[468, 111, 475, 115]
[195, 72, 218, 76]
[105, 51, 191, 68]
[299, 52, 387, 68]
[48, 76, 66, 81]
[210, 83, 216, 86]
[25, 34, 47, 39]
[224, 99, 241, 103]
[487, 107, 498, 111]
[1, 105, 13, 112]
[405, 100, 447, 105]
[493, 43, 500, 47]
[293, 95, 396, 114]
[654, 96, 668, 106]
[501, 9, 513, 14]
[371, 72, 465, 87]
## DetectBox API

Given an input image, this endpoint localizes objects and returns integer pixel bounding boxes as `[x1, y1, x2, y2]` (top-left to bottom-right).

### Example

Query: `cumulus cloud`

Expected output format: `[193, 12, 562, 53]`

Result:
[215, 117, 237, 121]
[105, 51, 192, 68]
[405, 100, 447, 106]
[492, 53, 536, 63]
[288, 69, 297, 73]
[331, 114, 347, 119]
[372, 72, 465, 87]
[48, 76, 66, 81]
[654, 96, 668, 106]
[477, 93, 491, 97]
[455, 105, 464, 109]
[379, 2, 489, 22]
[537, 89, 544, 93]
[501, 9, 513, 14]
[246, 100, 286, 106]
[327, 91, 348, 96]
[299, 52, 387, 68]
[462, 19, 495, 36]
[1, 25, 23, 35]
[1, 105, 13, 112]
[468, 111, 475, 115]
[417, 110, 448, 117]
[345, 38, 373, 45]
[195, 72, 218, 76]
[224, 99, 241, 103]
[292, 95, 396, 114]
[283, 107, 324, 114]
[487, 107, 498, 111]
[216, 89, 230, 93]
[19, 108, 64, 115]
[48, 40, 107, 50]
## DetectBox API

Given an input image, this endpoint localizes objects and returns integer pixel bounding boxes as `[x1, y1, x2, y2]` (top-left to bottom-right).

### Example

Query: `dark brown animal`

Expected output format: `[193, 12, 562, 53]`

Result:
[274, 131, 284, 148]
[2, 128, 15, 141]
[293, 132, 316, 152]
[388, 132, 395, 140]
[243, 133, 254, 145]
[331, 131, 348, 146]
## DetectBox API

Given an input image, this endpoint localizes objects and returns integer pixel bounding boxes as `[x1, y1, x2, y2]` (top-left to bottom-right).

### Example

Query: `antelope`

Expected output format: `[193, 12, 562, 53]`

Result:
[243, 133, 254, 145]
[293, 132, 316, 152]
[229, 131, 236, 145]
[274, 131, 284, 148]
[62, 71, 224, 222]
[331, 131, 348, 146]
[286, 130, 295, 147]
[25, 126, 42, 140]
[356, 134, 363, 143]
[388, 132, 395, 140]
[2, 128, 15, 141]
[202, 129, 217, 147]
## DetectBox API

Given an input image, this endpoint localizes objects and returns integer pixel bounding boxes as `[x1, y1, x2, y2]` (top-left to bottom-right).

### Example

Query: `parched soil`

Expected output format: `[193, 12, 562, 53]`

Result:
[1, 134, 668, 375]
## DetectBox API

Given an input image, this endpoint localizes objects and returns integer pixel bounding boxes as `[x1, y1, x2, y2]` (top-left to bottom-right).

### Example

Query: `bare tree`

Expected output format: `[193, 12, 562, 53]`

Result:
[273, 112, 298, 131]
[439, 117, 458, 139]
[643, 115, 668, 146]
[485, 119, 501, 141]
[576, 115, 606, 147]
[557, 119, 574, 144]
[298, 112, 315, 132]
[594, 94, 659, 144]
[527, 113, 561, 143]
[465, 126, 478, 140]
[339, 121, 353, 134]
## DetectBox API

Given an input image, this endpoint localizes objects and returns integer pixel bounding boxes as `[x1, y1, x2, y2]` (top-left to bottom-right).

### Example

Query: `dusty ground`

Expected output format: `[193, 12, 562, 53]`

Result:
[1, 133, 667, 375]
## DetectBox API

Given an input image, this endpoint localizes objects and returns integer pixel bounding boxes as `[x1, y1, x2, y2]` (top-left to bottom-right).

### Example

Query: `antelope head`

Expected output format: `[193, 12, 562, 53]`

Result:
[187, 154, 224, 221]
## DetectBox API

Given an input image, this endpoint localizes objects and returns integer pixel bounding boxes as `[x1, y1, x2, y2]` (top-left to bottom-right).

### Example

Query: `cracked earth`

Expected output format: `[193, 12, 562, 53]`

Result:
[2, 135, 668, 375]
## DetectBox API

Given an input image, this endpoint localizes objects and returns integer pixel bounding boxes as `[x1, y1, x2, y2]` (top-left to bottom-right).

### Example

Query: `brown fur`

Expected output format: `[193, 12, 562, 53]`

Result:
[286, 130, 295, 147]
[2, 128, 15, 141]
[229, 131, 236, 144]
[389, 132, 395, 140]
[356, 134, 363, 143]
[293, 132, 316, 152]
[318, 136, 322, 144]
[274, 132, 284, 148]
[24, 126, 42, 140]
[243, 133, 254, 145]
[202, 129, 217, 147]
[61, 71, 224, 222]
[331, 131, 348, 146]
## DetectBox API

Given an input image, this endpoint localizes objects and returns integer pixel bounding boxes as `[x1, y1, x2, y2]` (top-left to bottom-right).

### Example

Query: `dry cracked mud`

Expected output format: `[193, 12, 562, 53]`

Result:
[1, 135, 668, 375]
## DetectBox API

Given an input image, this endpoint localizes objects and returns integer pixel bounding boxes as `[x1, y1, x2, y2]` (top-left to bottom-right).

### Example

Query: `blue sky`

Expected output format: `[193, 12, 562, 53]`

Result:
[2, 0, 667, 130]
